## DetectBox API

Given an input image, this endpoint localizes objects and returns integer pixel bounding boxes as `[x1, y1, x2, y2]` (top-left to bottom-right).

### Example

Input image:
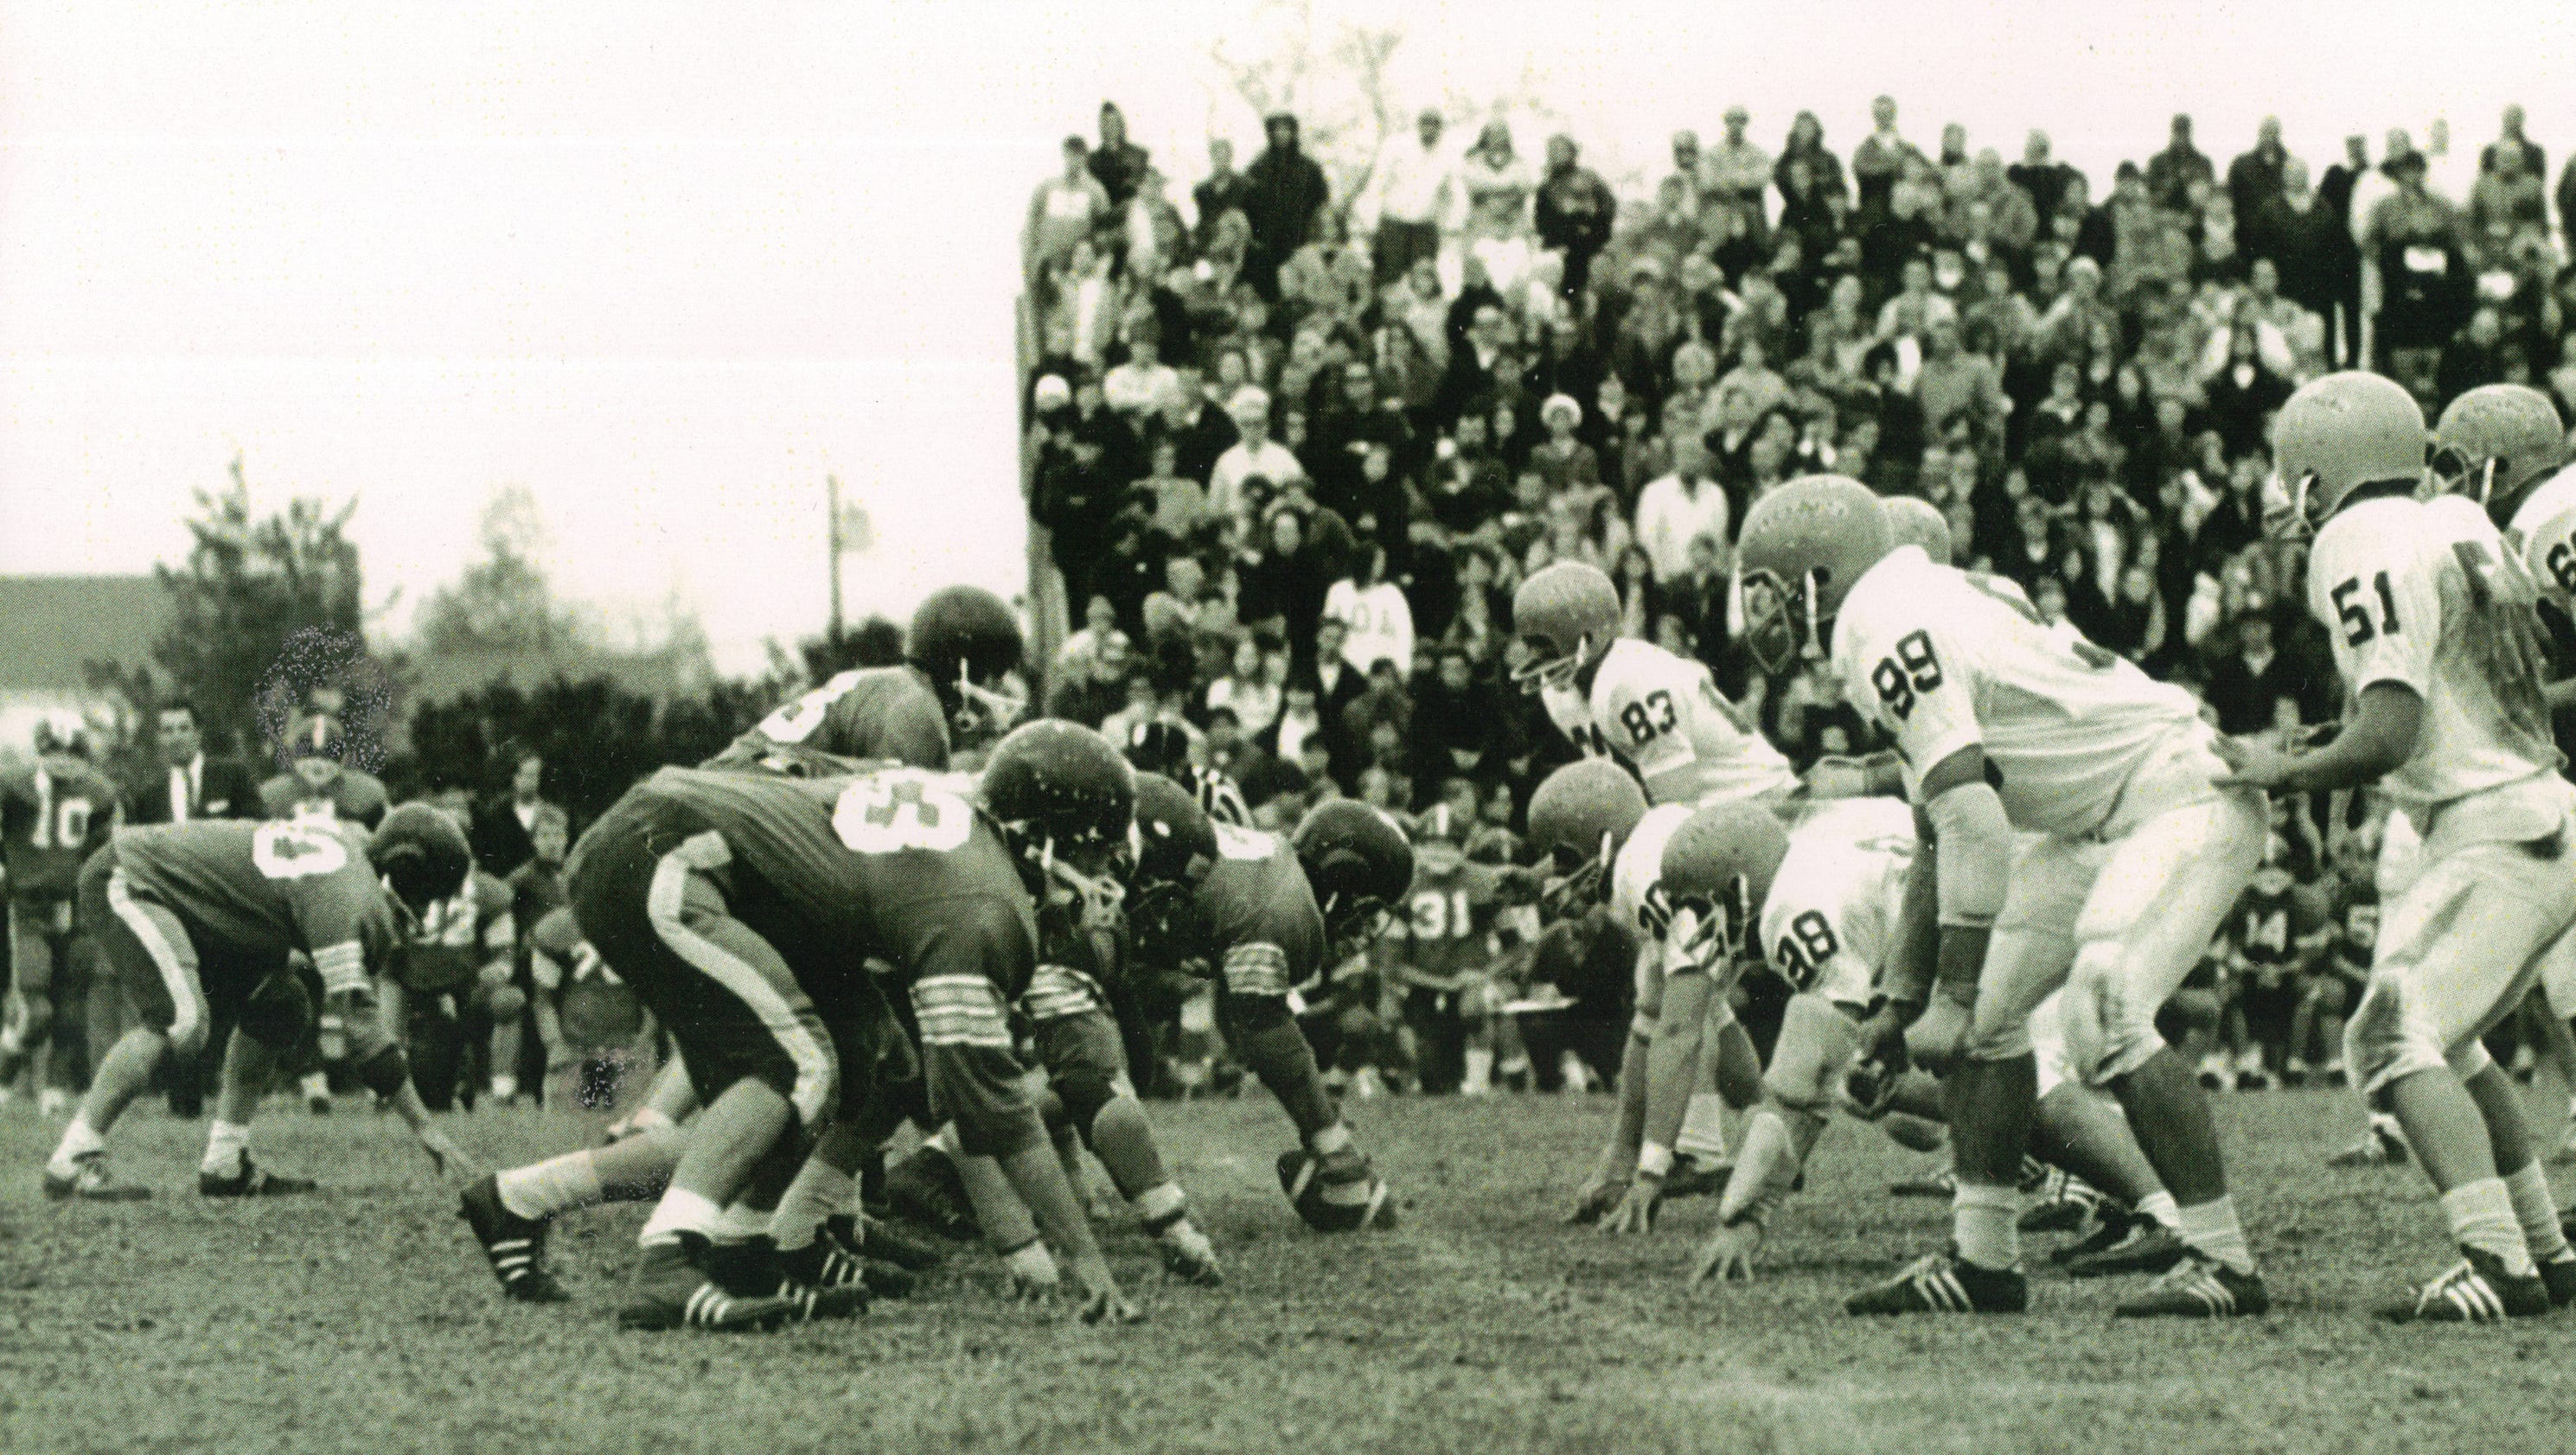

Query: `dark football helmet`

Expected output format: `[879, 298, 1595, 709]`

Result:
[1128, 773, 1218, 956]
[979, 720, 1135, 929]
[369, 801, 472, 917]
[907, 585, 1027, 743]
[1290, 799, 1413, 951]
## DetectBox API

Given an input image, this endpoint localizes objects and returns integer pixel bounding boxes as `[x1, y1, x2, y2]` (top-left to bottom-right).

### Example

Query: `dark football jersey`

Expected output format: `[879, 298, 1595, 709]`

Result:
[398, 870, 515, 993]
[112, 819, 400, 978]
[508, 858, 567, 976]
[717, 667, 950, 772]
[258, 768, 391, 830]
[587, 764, 1036, 998]
[527, 904, 642, 1044]
[2230, 884, 2323, 968]
[1186, 822, 1326, 996]
[2, 754, 122, 902]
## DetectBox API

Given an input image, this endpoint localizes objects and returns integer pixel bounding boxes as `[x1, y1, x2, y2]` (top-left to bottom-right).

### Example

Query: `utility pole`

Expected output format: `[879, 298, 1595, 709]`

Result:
[826, 474, 845, 648]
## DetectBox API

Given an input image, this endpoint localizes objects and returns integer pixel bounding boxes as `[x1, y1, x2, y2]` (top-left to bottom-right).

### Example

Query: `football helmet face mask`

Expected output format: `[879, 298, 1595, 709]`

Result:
[1291, 800, 1414, 956]
[369, 802, 473, 920]
[1127, 774, 1218, 956]
[1657, 804, 1790, 969]
[908, 585, 1028, 746]
[2266, 371, 2428, 539]
[2432, 384, 2565, 521]
[1735, 475, 1896, 675]
[979, 721, 1135, 931]
[1525, 761, 1650, 919]
[1509, 562, 1622, 695]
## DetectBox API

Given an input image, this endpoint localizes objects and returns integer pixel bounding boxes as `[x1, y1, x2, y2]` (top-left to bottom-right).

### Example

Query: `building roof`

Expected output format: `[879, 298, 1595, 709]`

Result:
[0, 576, 173, 693]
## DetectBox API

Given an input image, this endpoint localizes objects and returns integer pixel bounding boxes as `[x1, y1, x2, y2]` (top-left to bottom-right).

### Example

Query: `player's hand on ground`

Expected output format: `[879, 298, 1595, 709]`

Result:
[1855, 1000, 1914, 1087]
[1004, 1241, 1061, 1302]
[1070, 1257, 1143, 1325]
[1564, 1165, 1627, 1225]
[1601, 1176, 1661, 1235]
[1691, 1220, 1763, 1286]
[2209, 733, 2298, 794]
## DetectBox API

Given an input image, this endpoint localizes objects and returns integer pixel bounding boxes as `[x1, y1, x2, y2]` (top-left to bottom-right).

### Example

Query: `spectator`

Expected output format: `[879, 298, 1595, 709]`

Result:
[2227, 116, 2291, 244]
[2202, 610, 2317, 737]
[2200, 326, 2293, 457]
[1243, 112, 1331, 299]
[2146, 113, 2215, 212]
[1915, 316, 2008, 441]
[1103, 323, 1182, 418]
[1703, 105, 1772, 242]
[1046, 629, 1135, 726]
[1237, 507, 1335, 658]
[1205, 637, 1284, 738]
[2008, 129, 2078, 225]
[1461, 122, 1537, 293]
[1633, 436, 1730, 584]
[471, 747, 556, 877]
[1192, 137, 1250, 248]
[2467, 139, 2548, 250]
[2481, 103, 2546, 182]
[1534, 134, 1617, 303]
[2364, 147, 2472, 379]
[1025, 136, 1109, 286]
[1366, 108, 1458, 288]
[1208, 388, 1304, 523]
[1851, 94, 1918, 220]
[2436, 304, 2509, 405]
[1325, 541, 1416, 675]
[127, 700, 257, 824]
[1089, 101, 1152, 207]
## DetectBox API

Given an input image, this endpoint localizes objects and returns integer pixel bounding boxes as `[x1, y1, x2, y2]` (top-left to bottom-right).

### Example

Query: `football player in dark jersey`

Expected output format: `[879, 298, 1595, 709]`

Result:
[41, 806, 471, 1200]
[2, 749, 123, 1111]
[1126, 788, 1414, 1230]
[470, 727, 1140, 1329]
[709, 584, 1026, 775]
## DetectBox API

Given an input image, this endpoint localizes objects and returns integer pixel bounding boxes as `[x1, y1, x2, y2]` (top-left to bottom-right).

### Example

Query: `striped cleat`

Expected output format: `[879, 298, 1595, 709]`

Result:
[617, 1238, 796, 1332]
[42, 1155, 151, 1203]
[1844, 1252, 2028, 1316]
[778, 1222, 911, 1302]
[2541, 1253, 2576, 1309]
[2378, 1248, 2551, 1324]
[2113, 1253, 2270, 1318]
[1277, 1148, 1397, 1232]
[459, 1175, 568, 1304]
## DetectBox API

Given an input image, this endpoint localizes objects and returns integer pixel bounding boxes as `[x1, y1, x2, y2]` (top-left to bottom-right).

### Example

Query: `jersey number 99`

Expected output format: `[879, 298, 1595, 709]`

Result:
[1870, 632, 1944, 721]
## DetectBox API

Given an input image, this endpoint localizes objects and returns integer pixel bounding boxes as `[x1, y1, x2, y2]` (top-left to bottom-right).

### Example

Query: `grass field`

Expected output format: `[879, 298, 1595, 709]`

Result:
[6, 1088, 2576, 1455]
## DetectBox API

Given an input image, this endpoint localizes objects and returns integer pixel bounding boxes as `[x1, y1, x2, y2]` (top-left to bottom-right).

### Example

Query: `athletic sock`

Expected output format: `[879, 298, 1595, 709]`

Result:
[48, 1114, 105, 1175]
[2439, 1177, 2535, 1278]
[2174, 1196, 2254, 1275]
[1462, 1047, 1493, 1095]
[1307, 1121, 1353, 1158]
[1132, 1182, 1187, 1229]
[2134, 1190, 2183, 1232]
[2502, 1161, 2572, 1264]
[1677, 1092, 1732, 1162]
[200, 1120, 252, 1177]
[496, 1151, 606, 1220]
[490, 1075, 519, 1101]
[1953, 1180, 2020, 1271]
[637, 1188, 724, 1249]
[769, 1160, 860, 1251]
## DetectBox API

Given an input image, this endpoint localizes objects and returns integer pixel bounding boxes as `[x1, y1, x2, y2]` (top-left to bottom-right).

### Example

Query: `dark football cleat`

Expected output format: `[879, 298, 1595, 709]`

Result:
[2113, 1254, 2269, 1318]
[702, 1237, 866, 1323]
[777, 1225, 909, 1302]
[1277, 1147, 1396, 1232]
[42, 1156, 151, 1203]
[1659, 1155, 1731, 1200]
[885, 1147, 978, 1241]
[2061, 1222, 2189, 1280]
[2018, 1170, 2104, 1234]
[1889, 1166, 1956, 1199]
[2049, 1203, 2141, 1267]
[198, 1156, 318, 1198]
[2379, 1248, 2552, 1324]
[459, 1175, 568, 1304]
[2539, 1254, 2576, 1309]
[2327, 1124, 2408, 1169]
[838, 1214, 945, 1273]
[1844, 1251, 2027, 1315]
[617, 1237, 796, 1332]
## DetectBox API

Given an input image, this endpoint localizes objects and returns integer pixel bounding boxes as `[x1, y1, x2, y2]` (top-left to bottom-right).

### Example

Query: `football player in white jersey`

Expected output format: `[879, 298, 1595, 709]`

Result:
[1512, 562, 1799, 808]
[1739, 474, 2270, 1318]
[1533, 761, 1761, 1227]
[2220, 373, 2576, 1321]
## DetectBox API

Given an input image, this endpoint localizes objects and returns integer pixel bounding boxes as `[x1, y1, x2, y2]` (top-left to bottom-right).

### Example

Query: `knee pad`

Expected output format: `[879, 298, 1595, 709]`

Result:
[2062, 941, 2164, 1086]
[2347, 974, 2446, 1097]
[1051, 1063, 1120, 1135]
[1222, 991, 1294, 1037]
[240, 973, 316, 1050]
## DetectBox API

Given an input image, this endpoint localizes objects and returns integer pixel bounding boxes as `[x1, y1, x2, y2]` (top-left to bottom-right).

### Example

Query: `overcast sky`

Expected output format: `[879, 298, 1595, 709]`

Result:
[5, 1, 2573, 673]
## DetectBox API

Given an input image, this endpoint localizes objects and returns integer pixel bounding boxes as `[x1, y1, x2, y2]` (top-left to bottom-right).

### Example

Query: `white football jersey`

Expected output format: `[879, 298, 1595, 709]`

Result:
[2506, 463, 2576, 615]
[1609, 804, 1695, 1017]
[1758, 798, 1916, 1006]
[1831, 546, 2203, 837]
[1544, 639, 1795, 808]
[2308, 495, 2562, 812]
